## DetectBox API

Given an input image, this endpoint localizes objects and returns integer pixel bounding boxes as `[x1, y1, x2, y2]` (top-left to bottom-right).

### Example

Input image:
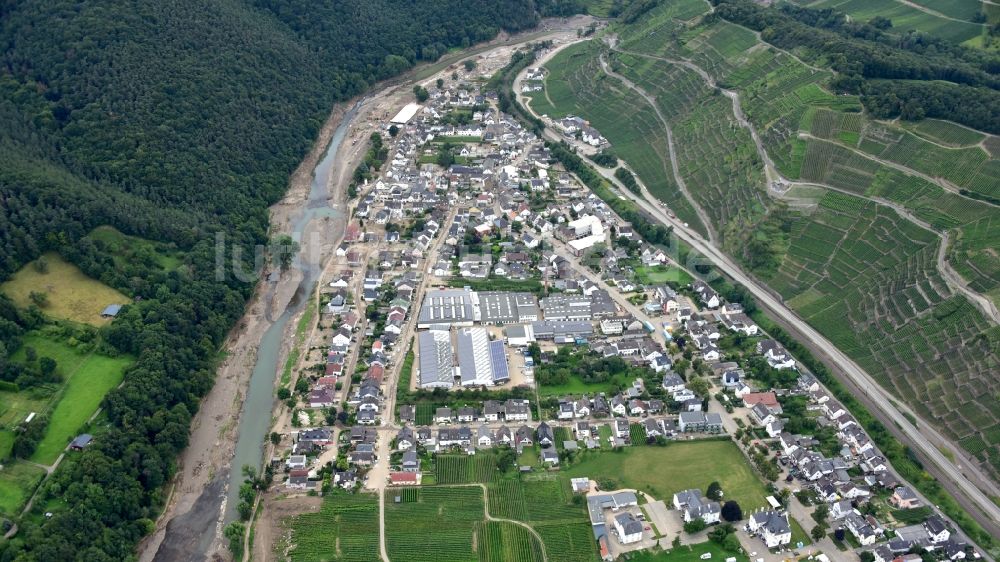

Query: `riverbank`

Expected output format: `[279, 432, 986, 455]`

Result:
[138, 16, 596, 562]
[137, 101, 353, 562]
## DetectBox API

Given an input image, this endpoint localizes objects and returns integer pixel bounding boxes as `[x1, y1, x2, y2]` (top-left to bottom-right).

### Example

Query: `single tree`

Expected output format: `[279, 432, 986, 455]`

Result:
[28, 291, 48, 307]
[721, 500, 743, 522]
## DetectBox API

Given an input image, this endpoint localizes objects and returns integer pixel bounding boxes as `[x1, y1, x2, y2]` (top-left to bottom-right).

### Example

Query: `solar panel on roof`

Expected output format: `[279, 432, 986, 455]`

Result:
[489, 340, 509, 381]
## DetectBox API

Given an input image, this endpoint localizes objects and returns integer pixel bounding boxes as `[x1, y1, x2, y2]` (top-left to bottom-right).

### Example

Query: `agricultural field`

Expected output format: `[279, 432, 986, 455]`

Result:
[902, 119, 987, 148]
[474, 521, 544, 562]
[488, 475, 599, 562]
[284, 492, 379, 562]
[0, 461, 45, 516]
[853, 125, 997, 200]
[435, 454, 499, 484]
[563, 439, 769, 511]
[791, 0, 985, 45]
[764, 191, 1000, 473]
[385, 486, 486, 561]
[609, 50, 769, 241]
[0, 253, 129, 326]
[538, 41, 708, 236]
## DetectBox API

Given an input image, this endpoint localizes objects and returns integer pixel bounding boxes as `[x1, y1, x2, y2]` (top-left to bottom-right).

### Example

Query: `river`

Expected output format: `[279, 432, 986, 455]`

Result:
[150, 100, 359, 562]
[220, 100, 360, 522]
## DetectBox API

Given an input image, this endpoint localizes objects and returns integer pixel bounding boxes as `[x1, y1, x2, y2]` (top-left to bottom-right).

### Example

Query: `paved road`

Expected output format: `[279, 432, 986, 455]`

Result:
[514, 41, 1000, 543]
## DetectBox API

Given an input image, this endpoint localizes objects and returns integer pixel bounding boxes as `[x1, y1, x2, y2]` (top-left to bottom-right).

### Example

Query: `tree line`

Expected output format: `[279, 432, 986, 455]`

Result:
[710, 0, 1000, 133]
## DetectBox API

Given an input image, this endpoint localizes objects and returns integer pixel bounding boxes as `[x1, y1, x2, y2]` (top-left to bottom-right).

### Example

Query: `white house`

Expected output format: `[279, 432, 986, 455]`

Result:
[613, 512, 643, 545]
[748, 511, 792, 548]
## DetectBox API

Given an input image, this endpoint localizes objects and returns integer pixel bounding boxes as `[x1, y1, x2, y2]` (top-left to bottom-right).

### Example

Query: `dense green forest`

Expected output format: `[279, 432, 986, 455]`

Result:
[0, 0, 546, 559]
[710, 0, 1000, 133]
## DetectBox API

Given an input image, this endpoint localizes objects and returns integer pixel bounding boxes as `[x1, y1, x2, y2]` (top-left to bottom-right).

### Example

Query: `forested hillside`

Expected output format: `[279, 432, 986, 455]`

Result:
[0, 0, 542, 559]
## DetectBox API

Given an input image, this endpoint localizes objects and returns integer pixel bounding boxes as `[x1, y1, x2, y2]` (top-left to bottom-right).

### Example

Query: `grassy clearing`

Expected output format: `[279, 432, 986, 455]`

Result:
[0, 461, 46, 516]
[1, 253, 129, 326]
[628, 541, 749, 562]
[537, 370, 639, 397]
[6, 334, 132, 465]
[564, 439, 769, 511]
[86, 225, 182, 270]
[634, 266, 694, 285]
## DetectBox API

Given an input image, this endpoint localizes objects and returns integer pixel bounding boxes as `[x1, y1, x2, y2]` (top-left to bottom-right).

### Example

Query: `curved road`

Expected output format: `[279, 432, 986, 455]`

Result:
[515, 41, 1000, 543]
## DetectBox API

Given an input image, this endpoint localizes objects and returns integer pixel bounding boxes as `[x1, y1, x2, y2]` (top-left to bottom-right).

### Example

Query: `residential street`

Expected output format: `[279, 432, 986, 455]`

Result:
[513, 43, 1000, 540]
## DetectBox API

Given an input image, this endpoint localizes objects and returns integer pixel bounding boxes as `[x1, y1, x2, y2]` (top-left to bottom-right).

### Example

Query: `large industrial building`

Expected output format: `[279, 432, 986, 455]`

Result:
[456, 327, 510, 386]
[539, 294, 592, 321]
[417, 288, 479, 328]
[417, 329, 455, 388]
[478, 291, 539, 324]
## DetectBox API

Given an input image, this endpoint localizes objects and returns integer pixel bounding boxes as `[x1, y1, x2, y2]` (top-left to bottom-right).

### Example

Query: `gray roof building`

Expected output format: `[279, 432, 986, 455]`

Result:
[478, 291, 539, 324]
[418, 330, 454, 388]
[417, 288, 478, 327]
[539, 294, 592, 321]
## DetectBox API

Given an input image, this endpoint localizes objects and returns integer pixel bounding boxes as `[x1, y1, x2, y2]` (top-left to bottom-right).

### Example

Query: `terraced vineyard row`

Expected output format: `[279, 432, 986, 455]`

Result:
[285, 493, 380, 562]
[611, 51, 768, 241]
[539, 41, 707, 234]
[767, 192, 1000, 473]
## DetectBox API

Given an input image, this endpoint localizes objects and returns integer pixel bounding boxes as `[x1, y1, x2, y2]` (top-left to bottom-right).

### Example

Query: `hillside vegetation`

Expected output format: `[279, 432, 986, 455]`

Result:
[535, 0, 1000, 483]
[0, 1, 543, 559]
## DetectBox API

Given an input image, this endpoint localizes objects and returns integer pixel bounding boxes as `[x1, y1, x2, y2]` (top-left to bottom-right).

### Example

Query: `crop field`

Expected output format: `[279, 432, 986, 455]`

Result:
[285, 492, 379, 562]
[766, 191, 1000, 472]
[611, 51, 769, 238]
[386, 486, 485, 561]
[904, 119, 986, 147]
[629, 423, 647, 444]
[435, 454, 498, 484]
[855, 126, 996, 198]
[793, 0, 984, 44]
[488, 475, 599, 562]
[474, 521, 544, 562]
[0, 461, 45, 516]
[541, 41, 707, 235]
[1, 253, 130, 326]
[564, 439, 769, 510]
